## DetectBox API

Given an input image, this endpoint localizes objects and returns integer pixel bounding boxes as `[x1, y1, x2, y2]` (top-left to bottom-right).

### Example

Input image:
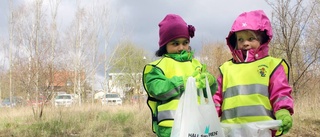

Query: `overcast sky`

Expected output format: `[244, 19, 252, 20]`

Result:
[0, 0, 273, 89]
[0, 0, 273, 52]
[108, 0, 273, 53]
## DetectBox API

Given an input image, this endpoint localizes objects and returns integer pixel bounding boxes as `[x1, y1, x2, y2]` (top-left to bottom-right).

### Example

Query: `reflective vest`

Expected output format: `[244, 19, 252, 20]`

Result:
[219, 56, 289, 123]
[143, 57, 202, 133]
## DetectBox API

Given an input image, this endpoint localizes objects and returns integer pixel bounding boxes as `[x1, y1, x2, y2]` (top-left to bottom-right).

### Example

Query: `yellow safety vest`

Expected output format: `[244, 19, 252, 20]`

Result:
[219, 56, 289, 123]
[143, 57, 202, 132]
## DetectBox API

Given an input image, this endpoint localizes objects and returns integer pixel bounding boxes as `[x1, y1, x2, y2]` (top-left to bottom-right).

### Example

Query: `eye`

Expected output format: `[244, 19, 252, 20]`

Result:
[248, 37, 257, 41]
[168, 41, 179, 46]
[183, 40, 190, 45]
[172, 42, 180, 46]
[237, 38, 244, 42]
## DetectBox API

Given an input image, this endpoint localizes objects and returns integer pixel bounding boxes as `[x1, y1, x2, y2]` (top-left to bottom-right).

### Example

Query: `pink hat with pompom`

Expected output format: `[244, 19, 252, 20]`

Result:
[158, 14, 195, 48]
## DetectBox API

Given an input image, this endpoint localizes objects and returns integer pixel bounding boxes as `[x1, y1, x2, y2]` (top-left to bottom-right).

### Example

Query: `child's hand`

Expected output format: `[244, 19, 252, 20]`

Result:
[195, 77, 205, 89]
[275, 109, 293, 135]
[193, 67, 205, 89]
[192, 67, 201, 77]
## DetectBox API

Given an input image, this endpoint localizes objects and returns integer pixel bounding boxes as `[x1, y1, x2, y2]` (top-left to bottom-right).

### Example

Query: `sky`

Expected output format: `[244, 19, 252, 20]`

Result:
[107, 0, 273, 52]
[0, 0, 273, 89]
[0, 0, 273, 52]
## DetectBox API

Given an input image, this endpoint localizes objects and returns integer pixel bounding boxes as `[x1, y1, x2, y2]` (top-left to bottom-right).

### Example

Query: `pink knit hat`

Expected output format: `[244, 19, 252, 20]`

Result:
[158, 14, 195, 48]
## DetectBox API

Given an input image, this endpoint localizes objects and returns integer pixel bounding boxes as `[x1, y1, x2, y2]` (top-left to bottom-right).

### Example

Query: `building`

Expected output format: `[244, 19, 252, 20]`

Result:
[107, 72, 143, 98]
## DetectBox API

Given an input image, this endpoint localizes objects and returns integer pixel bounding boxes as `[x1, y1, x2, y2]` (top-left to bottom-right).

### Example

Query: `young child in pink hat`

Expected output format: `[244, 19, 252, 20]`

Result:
[214, 10, 294, 137]
[142, 14, 217, 137]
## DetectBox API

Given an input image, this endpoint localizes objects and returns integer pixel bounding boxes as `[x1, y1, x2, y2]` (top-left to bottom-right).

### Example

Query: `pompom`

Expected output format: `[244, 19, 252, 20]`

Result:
[188, 25, 195, 38]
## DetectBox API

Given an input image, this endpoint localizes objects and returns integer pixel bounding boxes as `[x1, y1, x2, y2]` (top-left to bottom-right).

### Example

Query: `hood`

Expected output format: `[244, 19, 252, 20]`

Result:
[226, 10, 272, 63]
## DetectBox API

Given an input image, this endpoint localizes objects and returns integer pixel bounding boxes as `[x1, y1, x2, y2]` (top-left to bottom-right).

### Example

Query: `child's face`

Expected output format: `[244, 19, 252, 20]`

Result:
[166, 38, 190, 54]
[235, 30, 261, 50]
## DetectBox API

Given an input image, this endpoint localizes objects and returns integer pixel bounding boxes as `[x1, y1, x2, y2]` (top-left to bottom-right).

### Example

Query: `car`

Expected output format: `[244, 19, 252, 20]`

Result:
[1, 96, 26, 108]
[54, 94, 74, 107]
[101, 93, 123, 105]
[27, 96, 50, 107]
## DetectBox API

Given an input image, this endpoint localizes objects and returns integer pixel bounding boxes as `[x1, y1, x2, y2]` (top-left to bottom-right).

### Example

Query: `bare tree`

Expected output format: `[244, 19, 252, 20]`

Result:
[301, 0, 320, 96]
[8, 0, 14, 108]
[198, 42, 231, 77]
[0, 43, 7, 100]
[60, 1, 116, 106]
[102, 1, 117, 95]
[266, 0, 319, 93]
[29, 0, 61, 119]
[4, 0, 58, 119]
[1, 0, 120, 109]
[47, 0, 61, 95]
[91, 0, 116, 104]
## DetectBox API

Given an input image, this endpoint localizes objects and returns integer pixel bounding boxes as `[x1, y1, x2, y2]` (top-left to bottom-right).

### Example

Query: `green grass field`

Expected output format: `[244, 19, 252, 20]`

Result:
[0, 95, 319, 137]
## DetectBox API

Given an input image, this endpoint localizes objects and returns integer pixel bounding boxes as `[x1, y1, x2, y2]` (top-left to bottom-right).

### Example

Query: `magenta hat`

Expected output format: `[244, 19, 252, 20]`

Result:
[158, 14, 195, 48]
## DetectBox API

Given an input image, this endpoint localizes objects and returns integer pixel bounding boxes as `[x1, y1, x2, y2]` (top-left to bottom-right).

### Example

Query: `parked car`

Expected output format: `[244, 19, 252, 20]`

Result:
[1, 96, 26, 108]
[27, 95, 50, 107]
[54, 94, 74, 107]
[101, 93, 123, 105]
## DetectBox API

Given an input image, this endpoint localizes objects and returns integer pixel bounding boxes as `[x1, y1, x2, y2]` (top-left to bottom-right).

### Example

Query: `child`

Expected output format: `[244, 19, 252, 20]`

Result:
[142, 14, 217, 137]
[213, 10, 294, 136]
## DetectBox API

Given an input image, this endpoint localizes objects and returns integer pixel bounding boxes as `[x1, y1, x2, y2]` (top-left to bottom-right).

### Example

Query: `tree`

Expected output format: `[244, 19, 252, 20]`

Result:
[302, 0, 320, 92]
[44, 1, 122, 106]
[61, 1, 113, 105]
[266, 0, 319, 93]
[109, 40, 149, 103]
[1, 0, 120, 110]
[198, 42, 231, 77]
[47, 0, 61, 102]
[4, 0, 57, 119]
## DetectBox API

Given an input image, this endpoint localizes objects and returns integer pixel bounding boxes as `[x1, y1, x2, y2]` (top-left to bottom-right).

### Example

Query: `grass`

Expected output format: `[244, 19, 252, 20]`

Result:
[0, 94, 319, 137]
[0, 103, 155, 137]
[283, 92, 320, 137]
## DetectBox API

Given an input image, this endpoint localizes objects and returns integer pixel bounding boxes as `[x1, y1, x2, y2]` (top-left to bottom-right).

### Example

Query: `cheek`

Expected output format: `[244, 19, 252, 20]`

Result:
[236, 42, 242, 49]
[183, 46, 189, 50]
[166, 46, 176, 53]
[252, 42, 261, 49]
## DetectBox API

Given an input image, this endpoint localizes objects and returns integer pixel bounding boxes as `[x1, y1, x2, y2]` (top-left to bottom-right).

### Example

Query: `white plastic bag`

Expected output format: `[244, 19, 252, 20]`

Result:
[171, 77, 225, 137]
[221, 120, 282, 137]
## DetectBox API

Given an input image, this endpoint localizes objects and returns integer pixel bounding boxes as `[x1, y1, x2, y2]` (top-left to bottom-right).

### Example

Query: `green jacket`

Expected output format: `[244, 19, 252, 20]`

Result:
[142, 51, 217, 135]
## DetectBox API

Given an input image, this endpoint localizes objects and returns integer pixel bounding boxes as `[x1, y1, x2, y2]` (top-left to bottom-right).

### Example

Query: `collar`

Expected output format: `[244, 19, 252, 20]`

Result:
[164, 50, 194, 61]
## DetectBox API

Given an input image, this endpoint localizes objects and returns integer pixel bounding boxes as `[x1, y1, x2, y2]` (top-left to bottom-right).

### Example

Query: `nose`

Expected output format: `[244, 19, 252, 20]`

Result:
[242, 40, 250, 48]
[177, 44, 184, 51]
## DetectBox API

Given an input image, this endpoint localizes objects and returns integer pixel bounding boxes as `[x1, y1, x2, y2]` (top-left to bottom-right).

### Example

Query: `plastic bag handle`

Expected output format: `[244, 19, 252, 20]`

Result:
[198, 76, 214, 105]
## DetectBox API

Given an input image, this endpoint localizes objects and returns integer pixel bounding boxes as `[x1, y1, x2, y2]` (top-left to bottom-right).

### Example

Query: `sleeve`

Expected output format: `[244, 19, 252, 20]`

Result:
[213, 74, 223, 117]
[204, 72, 218, 97]
[269, 65, 294, 115]
[145, 66, 184, 101]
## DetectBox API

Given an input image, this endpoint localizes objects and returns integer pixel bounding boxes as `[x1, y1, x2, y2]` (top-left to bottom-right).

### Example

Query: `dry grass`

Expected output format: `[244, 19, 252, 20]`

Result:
[0, 103, 155, 137]
[282, 92, 320, 137]
[0, 93, 319, 137]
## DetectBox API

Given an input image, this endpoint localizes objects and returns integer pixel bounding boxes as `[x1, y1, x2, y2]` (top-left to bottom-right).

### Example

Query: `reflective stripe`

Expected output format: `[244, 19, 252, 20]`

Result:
[274, 96, 290, 104]
[218, 57, 289, 124]
[157, 99, 179, 124]
[224, 84, 269, 99]
[221, 105, 273, 121]
[161, 93, 182, 104]
[223, 94, 272, 110]
[157, 110, 175, 122]
[154, 85, 183, 99]
[143, 57, 203, 130]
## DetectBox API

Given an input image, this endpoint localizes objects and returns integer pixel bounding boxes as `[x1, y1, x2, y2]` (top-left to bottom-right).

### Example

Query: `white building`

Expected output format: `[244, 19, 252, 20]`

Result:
[107, 72, 143, 98]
